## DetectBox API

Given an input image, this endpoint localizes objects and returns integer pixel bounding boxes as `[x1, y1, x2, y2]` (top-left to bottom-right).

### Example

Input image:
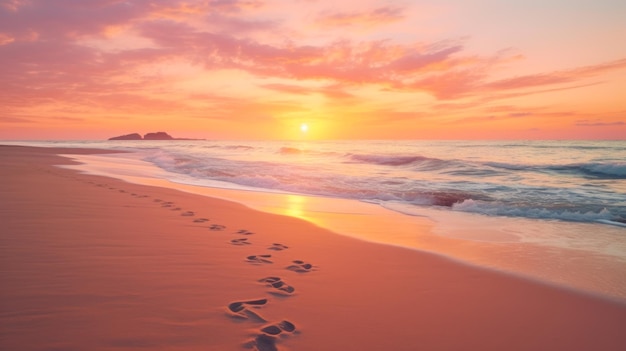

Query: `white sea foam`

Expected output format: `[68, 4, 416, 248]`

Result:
[452, 199, 616, 223]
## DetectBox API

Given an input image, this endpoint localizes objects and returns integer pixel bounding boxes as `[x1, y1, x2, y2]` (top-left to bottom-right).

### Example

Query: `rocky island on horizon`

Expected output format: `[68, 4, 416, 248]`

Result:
[108, 132, 203, 141]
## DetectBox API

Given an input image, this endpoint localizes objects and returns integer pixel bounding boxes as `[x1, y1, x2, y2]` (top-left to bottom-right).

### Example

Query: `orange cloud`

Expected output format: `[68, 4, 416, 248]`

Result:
[261, 83, 355, 99]
[485, 58, 626, 91]
[315, 6, 405, 28]
[1, 0, 625, 140]
[575, 119, 625, 127]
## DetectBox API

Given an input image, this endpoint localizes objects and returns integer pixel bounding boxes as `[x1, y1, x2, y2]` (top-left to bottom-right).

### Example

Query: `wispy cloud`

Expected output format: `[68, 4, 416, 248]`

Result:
[575, 120, 625, 127]
[485, 58, 626, 91]
[261, 83, 355, 99]
[315, 6, 406, 28]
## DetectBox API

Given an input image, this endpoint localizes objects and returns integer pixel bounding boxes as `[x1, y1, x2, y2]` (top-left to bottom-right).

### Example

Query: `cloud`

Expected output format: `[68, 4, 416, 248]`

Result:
[315, 6, 406, 28]
[148, 0, 261, 18]
[508, 112, 532, 118]
[0, 0, 147, 41]
[203, 0, 264, 13]
[2, 0, 626, 134]
[9, 0, 604, 107]
[261, 83, 312, 95]
[575, 120, 625, 127]
[485, 58, 626, 91]
[0, 32, 14, 45]
[203, 13, 277, 33]
[0, 116, 33, 123]
[260, 83, 354, 99]
[0, 114, 84, 124]
[133, 19, 474, 95]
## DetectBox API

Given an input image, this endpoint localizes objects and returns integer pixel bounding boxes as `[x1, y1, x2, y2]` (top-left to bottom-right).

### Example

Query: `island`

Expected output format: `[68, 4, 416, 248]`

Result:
[108, 133, 143, 140]
[108, 132, 202, 140]
[143, 132, 173, 140]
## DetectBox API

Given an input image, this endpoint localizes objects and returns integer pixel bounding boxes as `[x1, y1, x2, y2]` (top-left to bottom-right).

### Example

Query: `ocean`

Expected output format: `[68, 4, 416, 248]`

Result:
[6, 139, 626, 299]
[15, 139, 625, 224]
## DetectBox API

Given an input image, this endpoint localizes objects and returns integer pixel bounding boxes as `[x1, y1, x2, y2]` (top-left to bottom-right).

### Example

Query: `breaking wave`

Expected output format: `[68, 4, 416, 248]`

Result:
[452, 199, 624, 224]
[347, 154, 443, 167]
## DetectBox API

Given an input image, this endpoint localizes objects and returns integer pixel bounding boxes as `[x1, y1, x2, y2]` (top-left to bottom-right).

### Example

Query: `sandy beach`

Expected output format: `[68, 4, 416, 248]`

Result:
[2, 145, 626, 351]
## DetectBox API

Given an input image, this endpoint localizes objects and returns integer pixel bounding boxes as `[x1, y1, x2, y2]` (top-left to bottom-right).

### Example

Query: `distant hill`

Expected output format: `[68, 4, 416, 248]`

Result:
[108, 132, 203, 141]
[108, 133, 142, 140]
[143, 132, 173, 140]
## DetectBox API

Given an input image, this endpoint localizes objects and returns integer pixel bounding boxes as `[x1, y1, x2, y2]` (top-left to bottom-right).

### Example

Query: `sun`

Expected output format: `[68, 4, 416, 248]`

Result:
[300, 123, 309, 133]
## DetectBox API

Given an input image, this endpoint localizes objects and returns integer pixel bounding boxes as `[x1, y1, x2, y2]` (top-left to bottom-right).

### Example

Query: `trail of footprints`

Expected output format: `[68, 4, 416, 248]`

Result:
[76, 177, 316, 350]
[227, 227, 317, 351]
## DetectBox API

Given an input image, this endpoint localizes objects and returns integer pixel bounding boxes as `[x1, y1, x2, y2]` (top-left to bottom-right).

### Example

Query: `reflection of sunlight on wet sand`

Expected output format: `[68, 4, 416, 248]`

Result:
[282, 194, 307, 221]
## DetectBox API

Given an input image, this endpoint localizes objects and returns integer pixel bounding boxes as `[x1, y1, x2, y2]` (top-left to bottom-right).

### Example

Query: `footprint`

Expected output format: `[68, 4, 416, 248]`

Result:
[181, 211, 195, 216]
[250, 334, 278, 351]
[227, 298, 268, 320]
[261, 320, 296, 335]
[161, 202, 174, 208]
[119, 190, 127, 193]
[210, 224, 226, 231]
[287, 260, 314, 273]
[268, 243, 288, 251]
[154, 199, 162, 203]
[247, 321, 297, 351]
[231, 238, 251, 246]
[247, 255, 273, 264]
[193, 218, 209, 223]
[259, 277, 295, 295]
[171, 207, 182, 211]
[236, 229, 254, 235]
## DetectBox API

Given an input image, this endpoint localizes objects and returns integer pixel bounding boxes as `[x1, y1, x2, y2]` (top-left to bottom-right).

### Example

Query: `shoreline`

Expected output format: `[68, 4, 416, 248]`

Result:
[60, 150, 626, 301]
[2, 145, 626, 351]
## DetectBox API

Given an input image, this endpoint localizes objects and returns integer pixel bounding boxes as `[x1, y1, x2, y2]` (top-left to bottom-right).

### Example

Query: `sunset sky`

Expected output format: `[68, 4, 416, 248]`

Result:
[1, 0, 625, 140]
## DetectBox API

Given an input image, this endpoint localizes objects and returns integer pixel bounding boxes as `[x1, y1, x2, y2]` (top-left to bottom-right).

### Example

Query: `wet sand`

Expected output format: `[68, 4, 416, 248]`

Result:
[2, 145, 626, 351]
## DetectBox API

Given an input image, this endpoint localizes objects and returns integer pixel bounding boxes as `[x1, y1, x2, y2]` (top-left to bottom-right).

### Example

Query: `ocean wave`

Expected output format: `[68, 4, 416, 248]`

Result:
[487, 161, 626, 179]
[347, 153, 441, 167]
[579, 162, 626, 178]
[279, 147, 303, 155]
[222, 145, 255, 150]
[484, 162, 530, 171]
[396, 190, 487, 207]
[137, 141, 626, 227]
[452, 199, 620, 223]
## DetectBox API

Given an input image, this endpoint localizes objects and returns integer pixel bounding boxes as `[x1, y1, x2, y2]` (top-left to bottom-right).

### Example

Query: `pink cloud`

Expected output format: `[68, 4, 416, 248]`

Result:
[261, 83, 311, 95]
[485, 58, 626, 91]
[315, 6, 406, 28]
[2, 0, 626, 135]
[261, 83, 354, 99]
[0, 1, 551, 106]
[0, 116, 33, 123]
[0, 0, 148, 41]
[576, 120, 625, 127]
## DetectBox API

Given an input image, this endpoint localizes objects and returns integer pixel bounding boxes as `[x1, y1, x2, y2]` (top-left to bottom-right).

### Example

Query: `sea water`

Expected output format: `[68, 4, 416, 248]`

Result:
[15, 140, 625, 224]
[6, 139, 626, 299]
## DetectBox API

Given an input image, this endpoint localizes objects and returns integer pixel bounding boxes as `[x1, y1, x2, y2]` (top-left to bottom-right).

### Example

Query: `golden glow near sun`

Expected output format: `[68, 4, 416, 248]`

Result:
[300, 123, 309, 133]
